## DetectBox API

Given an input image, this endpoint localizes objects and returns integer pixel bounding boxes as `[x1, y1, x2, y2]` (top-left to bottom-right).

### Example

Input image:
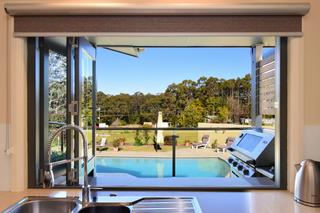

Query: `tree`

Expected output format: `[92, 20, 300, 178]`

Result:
[205, 97, 225, 115]
[227, 96, 241, 123]
[48, 50, 67, 123]
[178, 100, 205, 127]
[81, 76, 93, 127]
[216, 106, 229, 123]
[96, 75, 252, 126]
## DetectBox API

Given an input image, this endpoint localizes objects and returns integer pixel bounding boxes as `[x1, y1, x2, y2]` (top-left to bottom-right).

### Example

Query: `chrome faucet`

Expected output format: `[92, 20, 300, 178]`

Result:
[44, 124, 90, 204]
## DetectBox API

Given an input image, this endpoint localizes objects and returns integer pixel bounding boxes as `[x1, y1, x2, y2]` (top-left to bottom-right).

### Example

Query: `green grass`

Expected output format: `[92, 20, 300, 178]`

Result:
[50, 128, 244, 153]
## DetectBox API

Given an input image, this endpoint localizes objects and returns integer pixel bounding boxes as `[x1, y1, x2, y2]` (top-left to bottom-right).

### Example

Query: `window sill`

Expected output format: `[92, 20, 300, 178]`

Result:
[88, 174, 277, 190]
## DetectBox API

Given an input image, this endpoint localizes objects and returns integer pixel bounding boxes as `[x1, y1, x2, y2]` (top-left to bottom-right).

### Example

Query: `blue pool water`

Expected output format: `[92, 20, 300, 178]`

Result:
[96, 157, 230, 178]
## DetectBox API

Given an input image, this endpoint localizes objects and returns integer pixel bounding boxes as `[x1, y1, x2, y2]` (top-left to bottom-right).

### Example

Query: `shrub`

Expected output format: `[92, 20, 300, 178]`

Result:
[143, 130, 151, 144]
[119, 137, 126, 141]
[112, 139, 120, 148]
[51, 151, 66, 162]
[118, 137, 126, 145]
[184, 140, 191, 146]
[97, 146, 108, 151]
[211, 139, 218, 149]
[164, 135, 173, 145]
[134, 130, 143, 146]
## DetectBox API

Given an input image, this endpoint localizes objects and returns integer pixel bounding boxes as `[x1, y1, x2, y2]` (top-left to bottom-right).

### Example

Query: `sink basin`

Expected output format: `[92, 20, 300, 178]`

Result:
[4, 196, 201, 213]
[3, 197, 81, 213]
[78, 205, 130, 213]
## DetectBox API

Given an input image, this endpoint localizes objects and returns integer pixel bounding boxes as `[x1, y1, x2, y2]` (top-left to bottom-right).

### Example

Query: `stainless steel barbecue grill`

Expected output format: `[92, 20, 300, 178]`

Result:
[227, 129, 275, 179]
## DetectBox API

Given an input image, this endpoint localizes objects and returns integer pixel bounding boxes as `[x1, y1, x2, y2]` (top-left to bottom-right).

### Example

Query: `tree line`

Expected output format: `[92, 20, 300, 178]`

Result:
[97, 75, 251, 127]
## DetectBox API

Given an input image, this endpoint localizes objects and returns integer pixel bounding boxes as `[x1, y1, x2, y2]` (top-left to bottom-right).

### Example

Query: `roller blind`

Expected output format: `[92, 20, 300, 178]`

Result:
[5, 3, 310, 36]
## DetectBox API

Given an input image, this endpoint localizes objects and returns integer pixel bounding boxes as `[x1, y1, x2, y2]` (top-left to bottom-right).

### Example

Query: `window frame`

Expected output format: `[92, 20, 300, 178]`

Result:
[27, 37, 287, 189]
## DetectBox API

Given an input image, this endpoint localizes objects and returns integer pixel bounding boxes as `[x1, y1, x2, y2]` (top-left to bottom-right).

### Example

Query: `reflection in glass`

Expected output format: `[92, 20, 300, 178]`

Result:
[48, 50, 67, 162]
[81, 48, 94, 158]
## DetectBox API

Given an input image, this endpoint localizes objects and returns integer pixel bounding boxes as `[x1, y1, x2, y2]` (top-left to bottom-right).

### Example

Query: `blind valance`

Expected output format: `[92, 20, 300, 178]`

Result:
[5, 3, 310, 37]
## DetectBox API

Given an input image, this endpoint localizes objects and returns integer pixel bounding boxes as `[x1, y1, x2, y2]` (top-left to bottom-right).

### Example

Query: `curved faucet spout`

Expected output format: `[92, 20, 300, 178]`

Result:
[295, 163, 301, 171]
[45, 124, 90, 204]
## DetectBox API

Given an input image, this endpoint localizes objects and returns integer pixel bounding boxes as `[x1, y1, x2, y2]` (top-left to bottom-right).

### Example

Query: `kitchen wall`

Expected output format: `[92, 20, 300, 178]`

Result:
[300, 0, 320, 161]
[0, 0, 27, 191]
[0, 0, 319, 192]
[0, 0, 9, 191]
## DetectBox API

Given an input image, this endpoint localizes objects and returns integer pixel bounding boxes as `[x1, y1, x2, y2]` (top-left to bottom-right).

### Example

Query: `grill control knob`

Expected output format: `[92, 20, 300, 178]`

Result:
[237, 165, 243, 171]
[232, 161, 238, 167]
[228, 158, 233, 163]
[243, 169, 249, 176]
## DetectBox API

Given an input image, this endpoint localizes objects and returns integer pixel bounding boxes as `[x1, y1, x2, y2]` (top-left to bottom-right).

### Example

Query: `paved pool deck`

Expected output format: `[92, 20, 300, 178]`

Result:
[96, 148, 230, 160]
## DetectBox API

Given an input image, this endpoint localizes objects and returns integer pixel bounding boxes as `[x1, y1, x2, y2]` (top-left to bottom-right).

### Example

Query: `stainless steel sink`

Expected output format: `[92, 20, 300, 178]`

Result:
[4, 196, 202, 213]
[78, 205, 131, 213]
[3, 197, 81, 213]
[132, 197, 200, 213]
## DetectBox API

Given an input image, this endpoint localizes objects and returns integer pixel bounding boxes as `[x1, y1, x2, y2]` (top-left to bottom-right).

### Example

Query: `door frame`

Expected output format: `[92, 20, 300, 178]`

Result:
[27, 37, 96, 187]
[27, 37, 287, 189]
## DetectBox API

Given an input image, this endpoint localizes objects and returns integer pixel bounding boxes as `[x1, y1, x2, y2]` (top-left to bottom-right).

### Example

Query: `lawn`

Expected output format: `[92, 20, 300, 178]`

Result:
[50, 128, 244, 153]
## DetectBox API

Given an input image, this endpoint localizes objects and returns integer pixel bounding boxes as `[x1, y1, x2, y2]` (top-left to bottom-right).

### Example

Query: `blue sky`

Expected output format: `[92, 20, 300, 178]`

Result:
[96, 47, 252, 95]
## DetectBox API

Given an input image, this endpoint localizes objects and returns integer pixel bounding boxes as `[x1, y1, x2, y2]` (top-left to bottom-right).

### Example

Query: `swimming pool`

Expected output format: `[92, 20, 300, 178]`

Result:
[96, 157, 230, 178]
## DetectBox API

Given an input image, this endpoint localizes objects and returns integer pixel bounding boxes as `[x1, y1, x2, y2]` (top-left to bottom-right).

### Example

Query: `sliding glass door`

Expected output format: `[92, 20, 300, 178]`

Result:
[46, 38, 69, 184]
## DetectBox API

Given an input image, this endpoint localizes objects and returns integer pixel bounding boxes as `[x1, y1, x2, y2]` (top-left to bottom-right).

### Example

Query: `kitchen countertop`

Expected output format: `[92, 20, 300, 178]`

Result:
[90, 174, 276, 189]
[0, 189, 319, 213]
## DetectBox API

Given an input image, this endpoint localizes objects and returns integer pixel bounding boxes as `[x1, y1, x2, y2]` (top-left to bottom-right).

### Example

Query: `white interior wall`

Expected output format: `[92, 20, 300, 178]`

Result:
[301, 0, 320, 162]
[0, 0, 319, 192]
[7, 15, 27, 191]
[0, 0, 10, 191]
[287, 37, 304, 192]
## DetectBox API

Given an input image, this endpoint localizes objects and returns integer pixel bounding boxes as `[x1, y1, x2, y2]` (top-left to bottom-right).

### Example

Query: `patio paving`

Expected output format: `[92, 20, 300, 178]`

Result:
[96, 148, 230, 160]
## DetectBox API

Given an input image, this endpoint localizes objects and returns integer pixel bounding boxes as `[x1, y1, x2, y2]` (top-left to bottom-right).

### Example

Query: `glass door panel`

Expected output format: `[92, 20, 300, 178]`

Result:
[76, 38, 96, 179]
[42, 38, 69, 185]
[37, 37, 95, 186]
[81, 48, 94, 159]
[46, 39, 69, 185]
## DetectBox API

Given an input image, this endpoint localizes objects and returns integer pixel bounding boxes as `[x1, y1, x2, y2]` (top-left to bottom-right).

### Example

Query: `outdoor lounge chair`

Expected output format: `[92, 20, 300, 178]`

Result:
[97, 137, 107, 151]
[217, 137, 235, 153]
[191, 135, 210, 149]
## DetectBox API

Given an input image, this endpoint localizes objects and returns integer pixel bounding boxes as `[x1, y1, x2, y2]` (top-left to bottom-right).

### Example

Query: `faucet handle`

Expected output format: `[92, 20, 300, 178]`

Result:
[43, 167, 55, 188]
[67, 168, 78, 185]
[82, 185, 91, 204]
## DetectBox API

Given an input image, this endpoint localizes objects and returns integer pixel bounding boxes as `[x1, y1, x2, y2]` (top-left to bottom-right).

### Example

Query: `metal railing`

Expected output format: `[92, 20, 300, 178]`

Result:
[96, 127, 252, 131]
